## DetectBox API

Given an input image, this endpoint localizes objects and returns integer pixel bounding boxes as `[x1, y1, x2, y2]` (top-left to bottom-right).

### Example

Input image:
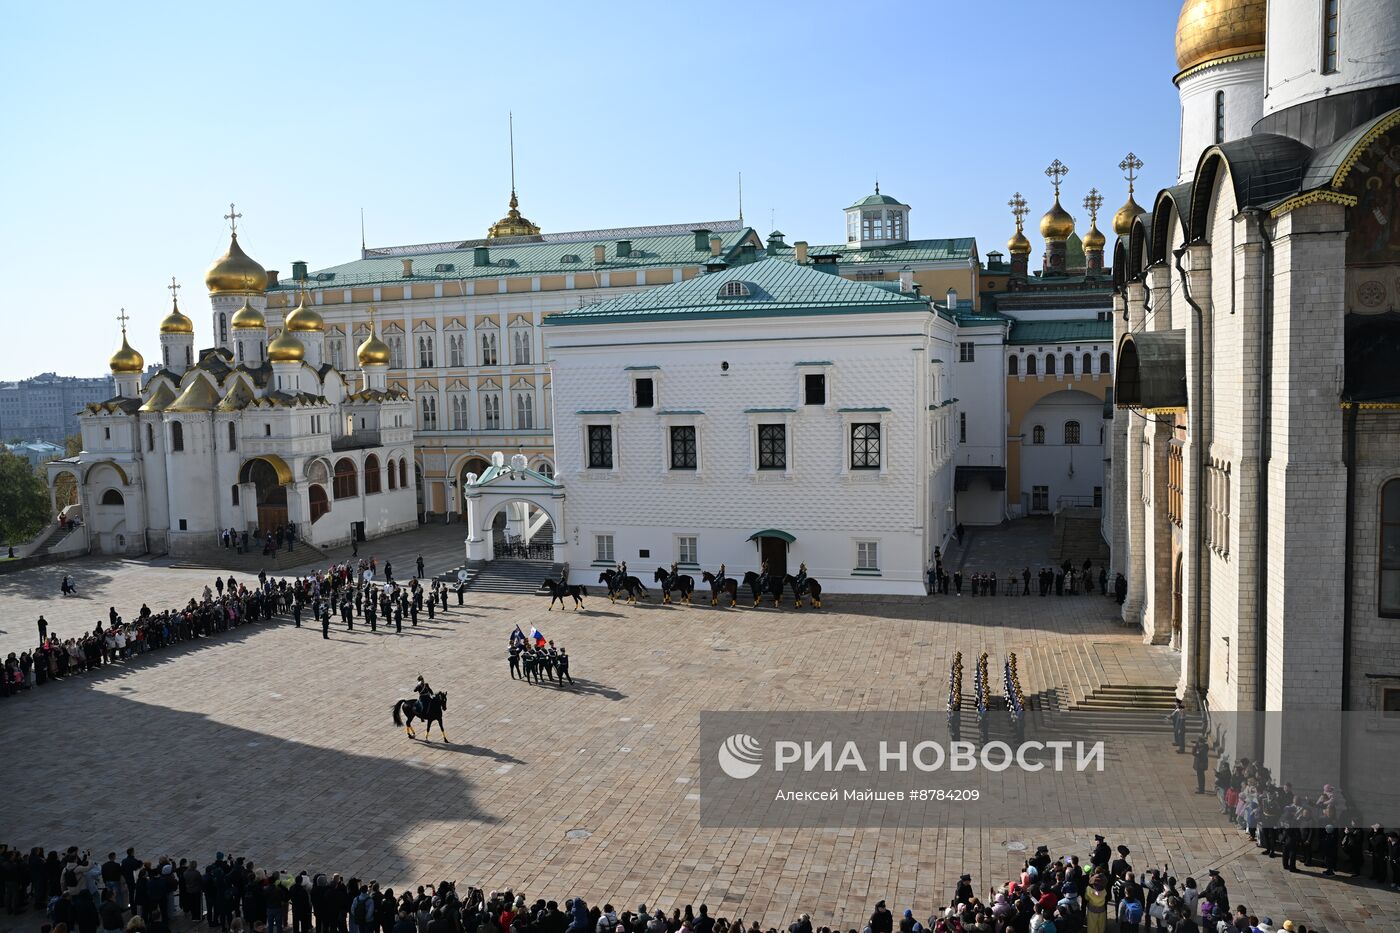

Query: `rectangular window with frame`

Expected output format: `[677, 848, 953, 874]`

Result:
[959, 412, 967, 443]
[669, 425, 697, 470]
[587, 425, 613, 470]
[856, 540, 879, 571]
[959, 342, 975, 362]
[1323, 0, 1339, 74]
[850, 422, 880, 469]
[804, 373, 826, 405]
[634, 377, 654, 409]
[595, 534, 614, 563]
[1381, 479, 1400, 616]
[677, 535, 698, 565]
[1032, 485, 1049, 512]
[757, 423, 786, 470]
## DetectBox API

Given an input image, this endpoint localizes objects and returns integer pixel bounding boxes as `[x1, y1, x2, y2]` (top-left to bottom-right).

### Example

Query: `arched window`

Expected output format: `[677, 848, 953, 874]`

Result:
[480, 331, 498, 366]
[1063, 354, 1074, 375]
[1083, 352, 1093, 374]
[1032, 425, 1045, 445]
[309, 484, 330, 523]
[146, 423, 154, 451]
[388, 460, 398, 490]
[228, 422, 237, 451]
[333, 458, 358, 499]
[231, 485, 240, 506]
[399, 458, 408, 489]
[1100, 352, 1111, 374]
[420, 395, 437, 430]
[185, 346, 192, 367]
[1026, 354, 1037, 375]
[1064, 421, 1081, 445]
[719, 281, 752, 298]
[171, 421, 184, 452]
[515, 392, 534, 429]
[1383, 479, 1400, 615]
[364, 454, 382, 494]
[536, 460, 554, 479]
[1214, 90, 1226, 144]
[219, 313, 228, 345]
[512, 330, 532, 365]
[1007, 355, 1019, 376]
[100, 489, 124, 506]
[1045, 354, 1057, 375]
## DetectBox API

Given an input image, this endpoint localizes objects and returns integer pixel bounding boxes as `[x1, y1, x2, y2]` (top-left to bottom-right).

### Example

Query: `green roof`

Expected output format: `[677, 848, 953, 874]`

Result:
[1007, 319, 1113, 345]
[846, 191, 907, 209]
[775, 238, 976, 265]
[543, 257, 931, 325]
[271, 225, 756, 290]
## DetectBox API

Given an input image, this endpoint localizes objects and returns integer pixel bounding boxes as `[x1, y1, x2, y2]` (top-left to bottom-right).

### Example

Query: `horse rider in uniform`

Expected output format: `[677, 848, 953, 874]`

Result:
[758, 560, 770, 593]
[794, 562, 808, 599]
[716, 563, 727, 589]
[414, 675, 434, 717]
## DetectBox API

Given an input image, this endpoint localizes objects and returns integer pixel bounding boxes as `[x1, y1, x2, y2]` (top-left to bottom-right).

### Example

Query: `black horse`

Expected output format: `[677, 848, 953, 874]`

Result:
[702, 571, 738, 607]
[392, 689, 449, 742]
[785, 574, 823, 608]
[598, 569, 648, 605]
[653, 567, 695, 605]
[742, 571, 785, 608]
[543, 578, 587, 610]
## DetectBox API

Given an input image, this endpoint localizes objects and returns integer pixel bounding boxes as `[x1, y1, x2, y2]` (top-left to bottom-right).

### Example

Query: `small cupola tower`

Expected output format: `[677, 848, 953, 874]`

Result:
[108, 309, 145, 398]
[357, 307, 391, 392]
[844, 182, 910, 248]
[1081, 188, 1107, 275]
[283, 290, 326, 368]
[158, 277, 195, 375]
[1006, 192, 1032, 280]
[229, 299, 267, 367]
[1039, 160, 1075, 275]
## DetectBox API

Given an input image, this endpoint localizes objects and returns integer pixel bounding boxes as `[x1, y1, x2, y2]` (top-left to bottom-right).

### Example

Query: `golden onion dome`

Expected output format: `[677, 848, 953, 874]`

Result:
[1039, 196, 1075, 241]
[267, 331, 306, 363]
[230, 299, 266, 330]
[1113, 194, 1146, 237]
[159, 298, 194, 335]
[109, 331, 145, 374]
[283, 296, 325, 332]
[1082, 221, 1107, 252]
[1175, 0, 1266, 73]
[357, 329, 391, 366]
[1007, 229, 1033, 256]
[205, 233, 268, 295]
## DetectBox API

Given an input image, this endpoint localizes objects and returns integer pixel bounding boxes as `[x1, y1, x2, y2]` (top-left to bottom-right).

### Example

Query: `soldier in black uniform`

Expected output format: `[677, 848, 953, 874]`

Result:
[365, 590, 377, 631]
[1090, 834, 1111, 875]
[509, 641, 522, 679]
[292, 596, 302, 629]
[522, 647, 537, 683]
[426, 584, 435, 620]
[456, 579, 466, 605]
[320, 607, 331, 640]
[556, 645, 573, 686]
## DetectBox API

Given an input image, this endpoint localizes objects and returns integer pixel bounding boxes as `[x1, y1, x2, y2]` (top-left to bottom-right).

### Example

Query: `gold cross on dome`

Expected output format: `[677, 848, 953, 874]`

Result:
[1008, 192, 1028, 228]
[366, 305, 378, 333]
[1083, 188, 1104, 223]
[1119, 152, 1143, 191]
[1044, 160, 1068, 196]
[167, 276, 180, 300]
[224, 202, 242, 234]
[116, 307, 130, 333]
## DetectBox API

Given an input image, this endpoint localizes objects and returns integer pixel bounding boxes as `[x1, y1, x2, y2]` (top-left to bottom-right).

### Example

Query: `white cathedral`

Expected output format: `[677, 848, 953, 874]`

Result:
[50, 227, 419, 557]
[1108, 0, 1400, 786]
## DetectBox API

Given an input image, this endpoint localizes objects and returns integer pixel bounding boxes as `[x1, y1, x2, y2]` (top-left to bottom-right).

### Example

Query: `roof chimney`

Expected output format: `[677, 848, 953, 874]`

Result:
[693, 229, 712, 251]
[794, 241, 809, 265]
[401, 259, 414, 278]
[266, 269, 280, 288]
[291, 260, 309, 282]
[616, 239, 632, 258]
[946, 287, 958, 309]
[899, 270, 914, 293]
[811, 252, 840, 274]
[593, 244, 607, 264]
[473, 246, 491, 267]
[709, 235, 723, 257]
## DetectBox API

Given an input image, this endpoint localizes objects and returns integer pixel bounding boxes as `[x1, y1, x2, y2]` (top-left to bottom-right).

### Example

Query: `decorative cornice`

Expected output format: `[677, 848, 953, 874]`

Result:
[1172, 49, 1264, 86]
[1331, 109, 1400, 190]
[1269, 190, 1358, 217]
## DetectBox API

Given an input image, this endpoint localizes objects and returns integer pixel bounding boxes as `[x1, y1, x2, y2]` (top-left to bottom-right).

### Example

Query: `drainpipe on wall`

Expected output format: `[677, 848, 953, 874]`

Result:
[1248, 209, 1274, 729]
[1174, 245, 1208, 710]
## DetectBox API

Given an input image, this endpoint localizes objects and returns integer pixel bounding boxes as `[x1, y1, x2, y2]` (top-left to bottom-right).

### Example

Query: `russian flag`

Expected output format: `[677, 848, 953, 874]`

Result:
[530, 625, 546, 647]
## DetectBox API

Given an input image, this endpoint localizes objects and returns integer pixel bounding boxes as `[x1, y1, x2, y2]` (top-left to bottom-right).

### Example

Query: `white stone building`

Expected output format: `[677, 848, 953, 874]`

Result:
[1109, 0, 1400, 789]
[48, 239, 418, 557]
[543, 257, 959, 596]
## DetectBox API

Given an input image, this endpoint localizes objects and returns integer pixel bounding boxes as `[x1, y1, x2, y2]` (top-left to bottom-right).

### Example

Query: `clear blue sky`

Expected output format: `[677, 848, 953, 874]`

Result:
[0, 0, 1181, 380]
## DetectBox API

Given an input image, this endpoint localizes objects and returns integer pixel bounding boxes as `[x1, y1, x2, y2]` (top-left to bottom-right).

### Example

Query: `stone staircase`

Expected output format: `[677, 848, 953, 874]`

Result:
[451, 558, 565, 595]
[30, 522, 80, 556]
[1060, 684, 1199, 734]
[1054, 507, 1109, 564]
[170, 540, 331, 573]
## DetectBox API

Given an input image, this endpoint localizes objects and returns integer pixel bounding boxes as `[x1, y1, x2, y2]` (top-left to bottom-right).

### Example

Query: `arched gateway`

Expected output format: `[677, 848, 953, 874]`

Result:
[463, 452, 567, 565]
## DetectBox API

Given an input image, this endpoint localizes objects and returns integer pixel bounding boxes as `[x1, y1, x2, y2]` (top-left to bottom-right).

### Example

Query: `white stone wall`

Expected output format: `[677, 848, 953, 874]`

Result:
[1176, 58, 1265, 182]
[547, 312, 950, 595]
[1264, 0, 1400, 117]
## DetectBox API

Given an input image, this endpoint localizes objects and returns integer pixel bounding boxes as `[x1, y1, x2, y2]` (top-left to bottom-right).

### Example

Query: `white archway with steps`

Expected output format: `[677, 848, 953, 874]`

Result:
[463, 452, 567, 564]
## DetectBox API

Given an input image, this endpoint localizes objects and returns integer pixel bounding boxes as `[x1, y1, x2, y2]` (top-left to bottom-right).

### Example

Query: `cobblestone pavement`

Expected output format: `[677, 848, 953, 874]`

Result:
[0, 524, 1394, 932]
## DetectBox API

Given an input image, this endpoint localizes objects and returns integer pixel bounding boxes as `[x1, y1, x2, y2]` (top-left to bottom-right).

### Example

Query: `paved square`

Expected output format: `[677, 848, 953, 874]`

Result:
[0, 524, 1394, 932]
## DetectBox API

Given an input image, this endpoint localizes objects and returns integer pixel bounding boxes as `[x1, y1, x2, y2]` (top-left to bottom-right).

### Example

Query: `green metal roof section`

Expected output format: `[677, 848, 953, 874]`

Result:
[1064, 232, 1085, 270]
[576, 409, 620, 415]
[838, 406, 891, 412]
[270, 227, 757, 290]
[623, 365, 660, 371]
[657, 409, 703, 415]
[846, 191, 907, 209]
[796, 237, 977, 264]
[544, 257, 931, 326]
[1007, 319, 1114, 345]
[744, 407, 796, 413]
[794, 360, 833, 366]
